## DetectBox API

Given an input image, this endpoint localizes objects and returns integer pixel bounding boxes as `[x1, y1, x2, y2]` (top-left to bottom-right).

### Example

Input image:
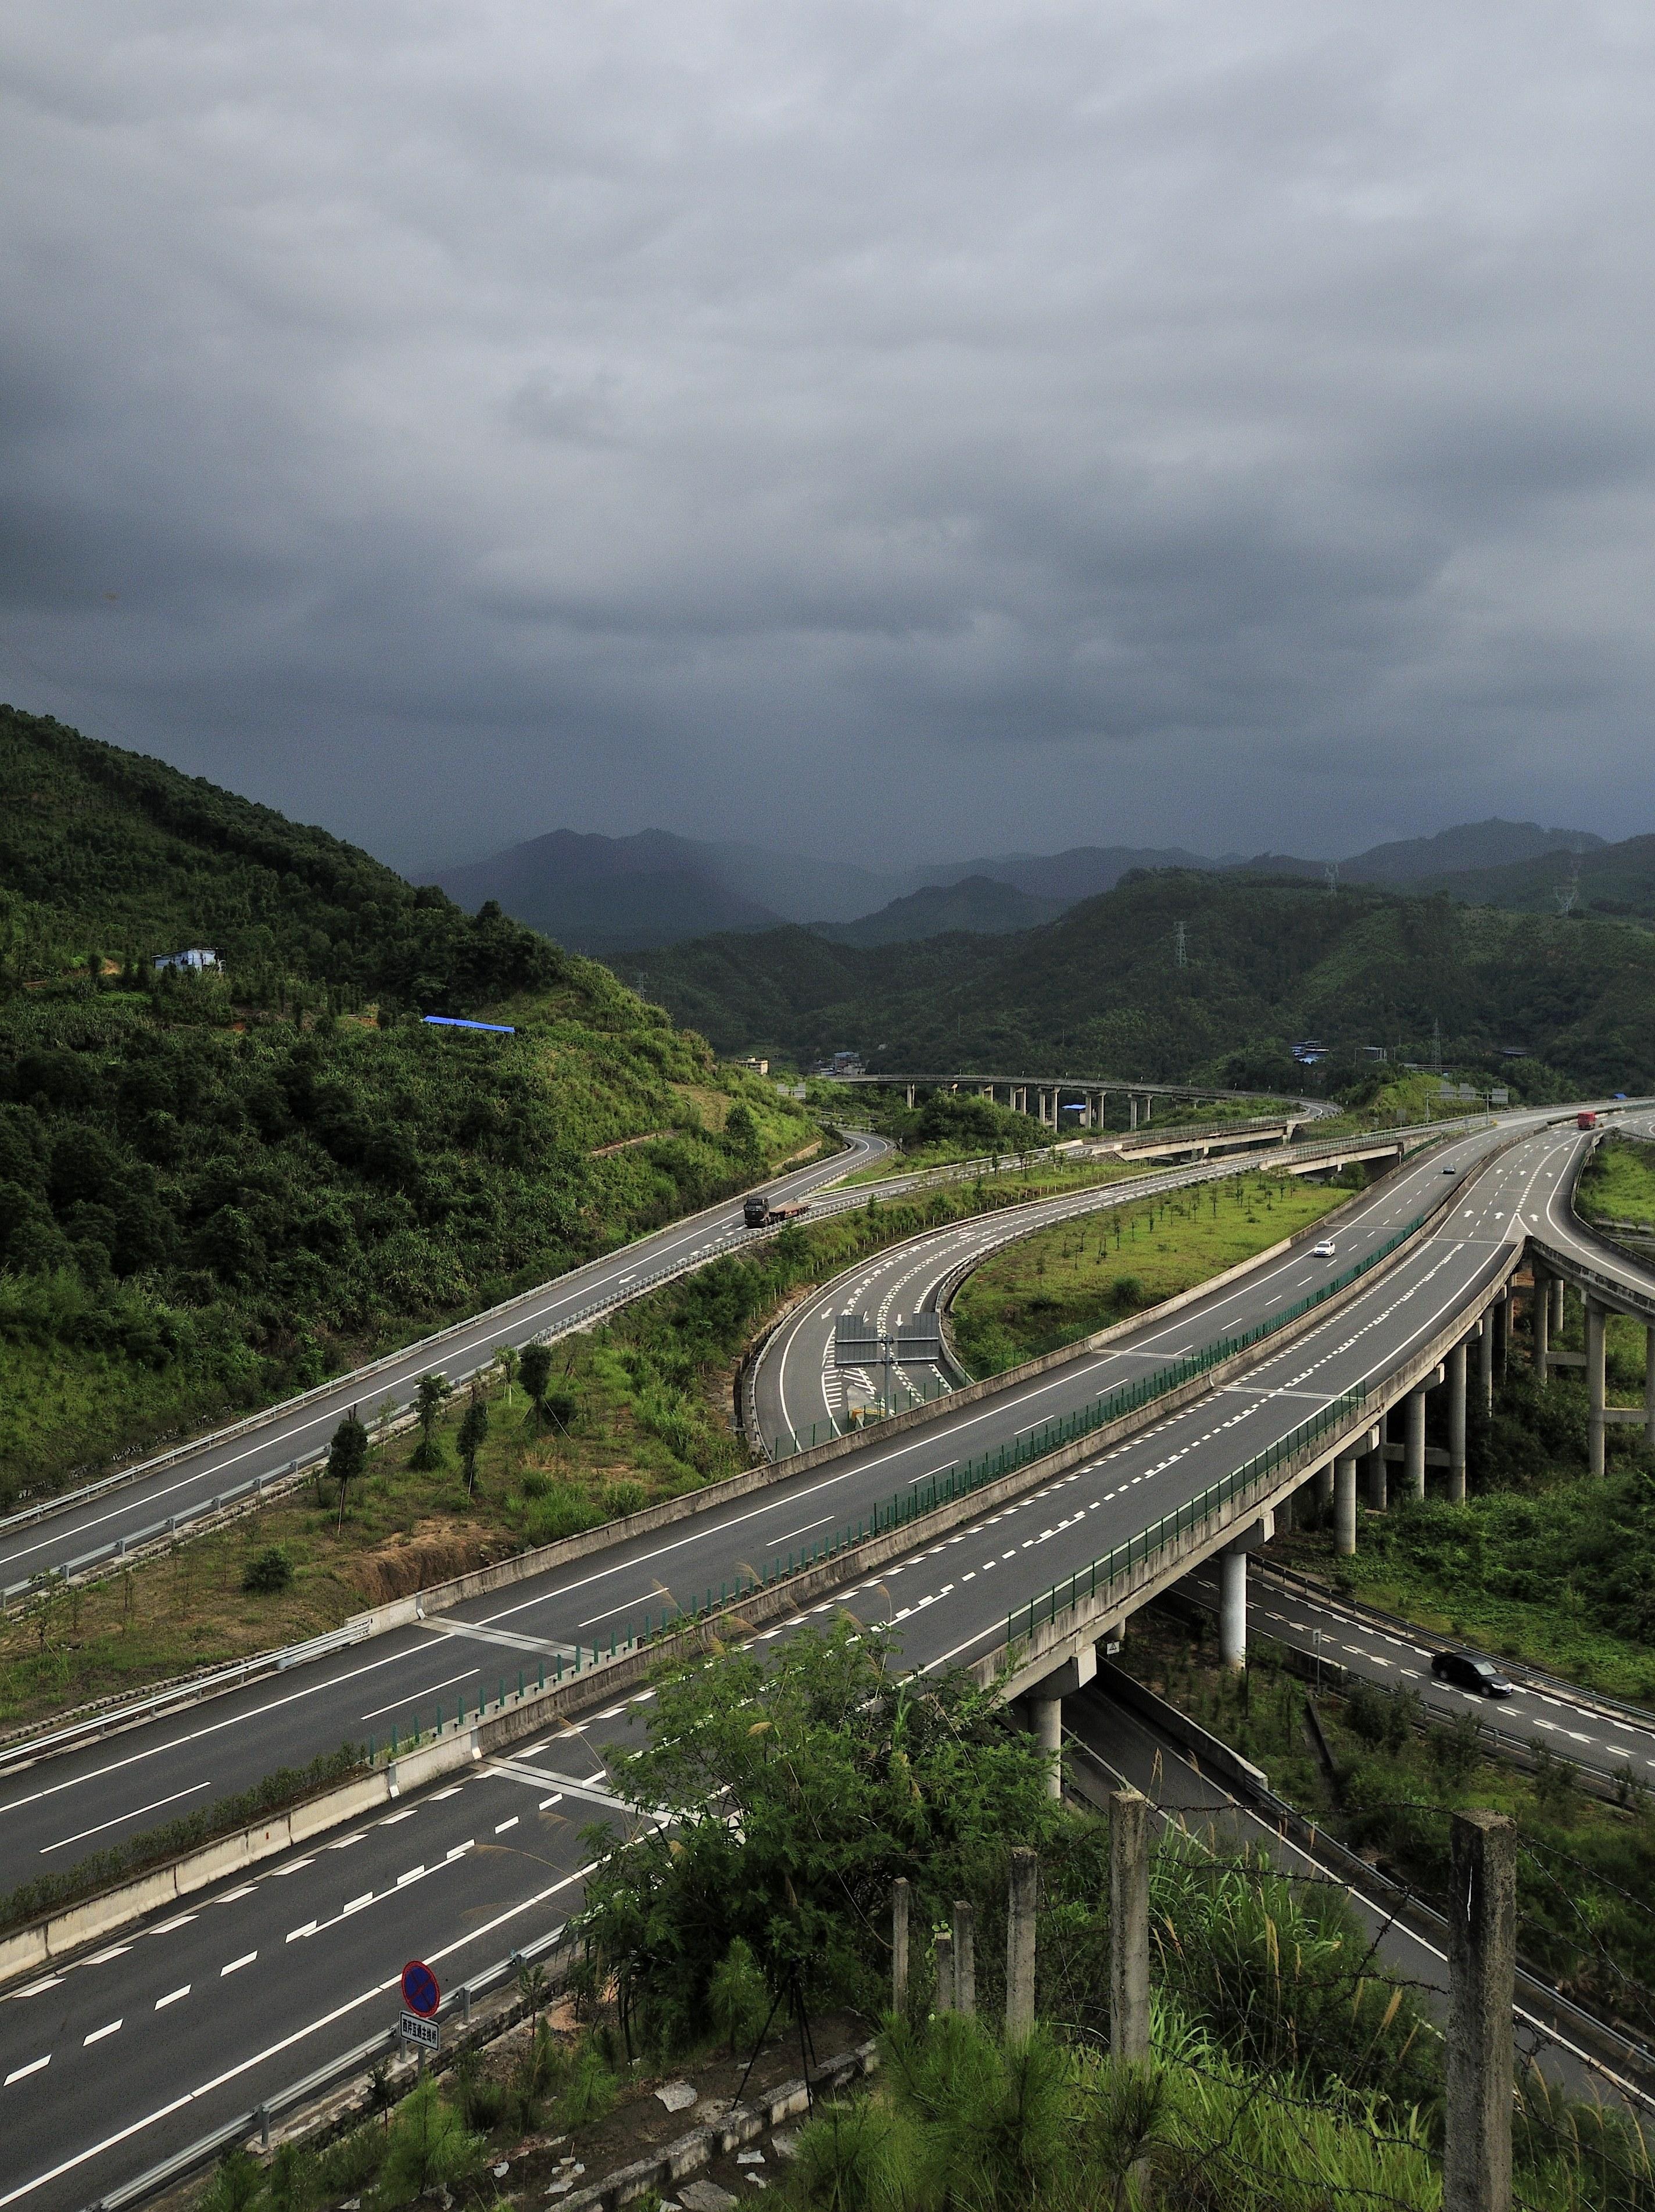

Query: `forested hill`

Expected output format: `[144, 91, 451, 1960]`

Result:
[0, 708, 819, 1497]
[625, 869, 1655, 1096]
[0, 702, 571, 1012]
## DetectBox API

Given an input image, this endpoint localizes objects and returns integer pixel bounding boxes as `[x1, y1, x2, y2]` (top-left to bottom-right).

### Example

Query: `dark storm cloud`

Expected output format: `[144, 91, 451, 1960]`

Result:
[2, 1, 1653, 871]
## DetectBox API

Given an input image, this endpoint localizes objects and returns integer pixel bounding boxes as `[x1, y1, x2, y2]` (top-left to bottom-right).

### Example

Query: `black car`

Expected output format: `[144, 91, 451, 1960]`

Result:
[1430, 1650, 1514, 1697]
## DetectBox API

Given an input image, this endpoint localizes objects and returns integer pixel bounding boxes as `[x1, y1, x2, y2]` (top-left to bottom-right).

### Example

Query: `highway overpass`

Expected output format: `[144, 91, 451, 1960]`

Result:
[2, 1104, 1654, 2207]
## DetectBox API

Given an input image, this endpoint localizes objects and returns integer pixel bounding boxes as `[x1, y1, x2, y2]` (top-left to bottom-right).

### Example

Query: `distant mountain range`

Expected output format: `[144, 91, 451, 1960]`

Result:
[427, 816, 1615, 955]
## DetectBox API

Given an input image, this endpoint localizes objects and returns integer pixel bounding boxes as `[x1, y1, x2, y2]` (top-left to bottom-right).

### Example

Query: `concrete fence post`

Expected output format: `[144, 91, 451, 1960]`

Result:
[1445, 1810, 1517, 2212]
[891, 1877, 910, 2016]
[1334, 1454, 1357, 1555]
[952, 1901, 976, 2019]
[934, 1929, 954, 2014]
[1448, 1340, 1468, 1504]
[1109, 1790, 1150, 2062]
[1006, 1848, 1038, 2041]
[1586, 1296, 1607, 1477]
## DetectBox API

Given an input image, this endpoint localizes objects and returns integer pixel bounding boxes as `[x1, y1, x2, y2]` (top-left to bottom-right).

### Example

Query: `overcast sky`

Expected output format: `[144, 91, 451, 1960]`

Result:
[3, 2, 1653, 873]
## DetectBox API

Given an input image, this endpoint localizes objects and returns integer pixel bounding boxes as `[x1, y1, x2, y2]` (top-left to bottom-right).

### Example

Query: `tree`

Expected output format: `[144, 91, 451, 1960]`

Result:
[410, 1371, 450, 1469]
[496, 1343, 518, 1404]
[458, 1392, 489, 1497]
[579, 1621, 1062, 2053]
[327, 1412, 369, 1530]
[519, 1341, 554, 1428]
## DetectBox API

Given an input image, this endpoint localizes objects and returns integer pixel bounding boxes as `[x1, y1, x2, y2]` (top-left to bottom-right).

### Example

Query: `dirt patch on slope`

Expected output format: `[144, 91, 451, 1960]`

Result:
[338, 1518, 517, 1603]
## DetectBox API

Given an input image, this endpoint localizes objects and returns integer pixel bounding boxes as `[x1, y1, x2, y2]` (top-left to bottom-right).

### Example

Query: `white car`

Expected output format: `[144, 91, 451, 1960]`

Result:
[1312, 1240, 1337, 1257]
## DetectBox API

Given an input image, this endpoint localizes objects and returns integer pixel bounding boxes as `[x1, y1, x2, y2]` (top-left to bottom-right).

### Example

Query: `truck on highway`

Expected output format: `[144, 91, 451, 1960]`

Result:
[744, 1194, 813, 1228]
[1577, 1110, 1599, 1130]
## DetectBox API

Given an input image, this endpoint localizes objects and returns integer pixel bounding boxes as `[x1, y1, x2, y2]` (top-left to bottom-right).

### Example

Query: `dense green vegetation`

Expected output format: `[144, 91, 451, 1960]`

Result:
[951, 1170, 1348, 1376]
[1578, 1133, 1655, 1229]
[0, 708, 821, 1496]
[625, 867, 1655, 1096]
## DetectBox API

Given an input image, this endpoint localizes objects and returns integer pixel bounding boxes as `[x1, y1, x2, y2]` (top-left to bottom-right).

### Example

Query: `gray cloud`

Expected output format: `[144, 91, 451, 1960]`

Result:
[2, 0, 1653, 873]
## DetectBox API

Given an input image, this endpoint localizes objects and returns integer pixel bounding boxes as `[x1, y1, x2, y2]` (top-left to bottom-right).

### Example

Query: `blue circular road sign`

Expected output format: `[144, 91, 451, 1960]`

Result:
[402, 1959, 440, 2017]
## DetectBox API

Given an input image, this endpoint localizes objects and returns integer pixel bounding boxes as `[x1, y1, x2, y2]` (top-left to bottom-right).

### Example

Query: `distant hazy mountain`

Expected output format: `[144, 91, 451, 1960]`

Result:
[908, 844, 1223, 902]
[432, 816, 1622, 956]
[1227, 818, 1603, 887]
[431, 829, 788, 955]
[814, 875, 1072, 947]
[1421, 832, 1655, 917]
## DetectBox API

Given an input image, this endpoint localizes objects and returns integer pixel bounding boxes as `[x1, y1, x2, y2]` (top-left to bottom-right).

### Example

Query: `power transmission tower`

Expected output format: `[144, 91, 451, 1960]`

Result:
[1173, 921, 1188, 968]
[1324, 864, 1339, 897]
[1554, 868, 1578, 917]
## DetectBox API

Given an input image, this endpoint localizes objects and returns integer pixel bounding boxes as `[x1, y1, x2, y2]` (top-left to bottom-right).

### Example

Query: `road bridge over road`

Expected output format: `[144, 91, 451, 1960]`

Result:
[835, 1069, 1332, 1133]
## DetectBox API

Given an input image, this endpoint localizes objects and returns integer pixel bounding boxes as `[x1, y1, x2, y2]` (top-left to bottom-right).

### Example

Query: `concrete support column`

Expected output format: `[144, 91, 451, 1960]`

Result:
[905, 1084, 915, 1109]
[1109, 1790, 1151, 2062]
[1143, 1094, 1152, 1123]
[1479, 1313, 1494, 1414]
[1219, 1549, 1248, 1670]
[1646, 1324, 1655, 1450]
[952, 1901, 976, 2019]
[1586, 1296, 1606, 1478]
[1277, 1483, 1296, 1534]
[1313, 1464, 1334, 1511]
[1129, 1095, 1138, 1131]
[1363, 1442, 1388, 1512]
[1552, 1275, 1566, 1334]
[1005, 1849, 1038, 2041]
[1406, 1387, 1428, 1500]
[891, 1878, 911, 2016]
[1031, 1694, 1063, 1799]
[1445, 1811, 1517, 2212]
[1532, 1267, 1550, 1383]
[1495, 1293, 1509, 1383]
[1334, 1454, 1358, 1555]
[1448, 1340, 1468, 1504]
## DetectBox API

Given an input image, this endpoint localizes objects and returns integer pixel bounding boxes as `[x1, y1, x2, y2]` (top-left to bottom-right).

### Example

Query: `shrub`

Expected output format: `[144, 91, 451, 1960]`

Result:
[525, 1487, 604, 1546]
[241, 1545, 293, 1595]
[603, 1479, 647, 1519]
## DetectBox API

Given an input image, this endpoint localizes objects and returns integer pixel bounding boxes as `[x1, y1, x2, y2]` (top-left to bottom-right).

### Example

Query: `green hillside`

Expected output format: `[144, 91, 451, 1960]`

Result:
[625, 869, 1655, 1095]
[0, 707, 819, 1498]
[1419, 831, 1655, 919]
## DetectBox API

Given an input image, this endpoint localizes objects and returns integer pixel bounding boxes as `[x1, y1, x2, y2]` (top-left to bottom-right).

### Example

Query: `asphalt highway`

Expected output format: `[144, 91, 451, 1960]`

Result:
[750, 1136, 1420, 1446]
[5, 1110, 1655, 2204]
[0, 1116, 1520, 1890]
[1183, 1567, 1655, 1791]
[0, 1134, 894, 1594]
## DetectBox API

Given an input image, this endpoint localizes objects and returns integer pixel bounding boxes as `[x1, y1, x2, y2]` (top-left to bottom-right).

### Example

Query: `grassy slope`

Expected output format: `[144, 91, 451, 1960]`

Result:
[622, 869, 1655, 1096]
[951, 1170, 1348, 1376]
[1577, 1133, 1655, 1229]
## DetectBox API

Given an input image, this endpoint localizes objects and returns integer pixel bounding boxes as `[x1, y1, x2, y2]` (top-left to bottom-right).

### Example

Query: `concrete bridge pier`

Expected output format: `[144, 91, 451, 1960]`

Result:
[1532, 1265, 1551, 1383]
[1646, 1326, 1655, 1448]
[1026, 1647, 1096, 1797]
[1586, 1296, 1607, 1477]
[1128, 1095, 1138, 1131]
[1334, 1455, 1359, 1555]
[1495, 1293, 1509, 1384]
[1448, 1340, 1468, 1503]
[905, 1084, 916, 1109]
[1218, 1515, 1273, 1669]
[1405, 1386, 1428, 1500]
[1363, 1432, 1388, 1512]
[1479, 1308, 1495, 1414]
[1313, 1464, 1334, 1514]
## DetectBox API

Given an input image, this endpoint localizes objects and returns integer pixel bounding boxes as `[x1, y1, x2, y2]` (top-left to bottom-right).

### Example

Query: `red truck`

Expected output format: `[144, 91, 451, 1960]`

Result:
[1577, 1111, 1599, 1130]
